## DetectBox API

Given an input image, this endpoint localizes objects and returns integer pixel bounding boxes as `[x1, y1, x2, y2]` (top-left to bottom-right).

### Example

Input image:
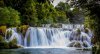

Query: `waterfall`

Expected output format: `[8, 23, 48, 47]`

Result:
[5, 24, 93, 48]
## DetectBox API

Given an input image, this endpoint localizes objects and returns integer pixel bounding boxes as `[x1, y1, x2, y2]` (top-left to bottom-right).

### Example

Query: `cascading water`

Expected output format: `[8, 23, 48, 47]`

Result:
[5, 24, 93, 48]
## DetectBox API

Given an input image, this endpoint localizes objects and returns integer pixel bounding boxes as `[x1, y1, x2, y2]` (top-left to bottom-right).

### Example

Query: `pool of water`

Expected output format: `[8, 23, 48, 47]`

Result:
[0, 48, 92, 54]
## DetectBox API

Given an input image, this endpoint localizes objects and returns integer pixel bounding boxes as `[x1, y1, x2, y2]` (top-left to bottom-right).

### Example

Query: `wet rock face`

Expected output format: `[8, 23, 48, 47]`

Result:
[83, 42, 88, 47]
[68, 41, 82, 48]
[74, 42, 82, 48]
[6, 30, 12, 40]
[69, 29, 81, 41]
[68, 41, 90, 48]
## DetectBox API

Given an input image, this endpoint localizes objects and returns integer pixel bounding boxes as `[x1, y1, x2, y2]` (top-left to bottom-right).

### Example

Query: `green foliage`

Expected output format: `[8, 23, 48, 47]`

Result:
[9, 38, 17, 45]
[36, 2, 55, 24]
[0, 35, 22, 49]
[55, 2, 70, 23]
[21, 0, 38, 26]
[78, 0, 100, 44]
[17, 25, 29, 36]
[0, 0, 4, 7]
[55, 2, 70, 12]
[72, 0, 100, 53]
[2, 0, 73, 26]
[0, 7, 20, 27]
[0, 41, 9, 49]
[37, 0, 50, 3]
[4, 0, 27, 12]
[55, 2, 84, 24]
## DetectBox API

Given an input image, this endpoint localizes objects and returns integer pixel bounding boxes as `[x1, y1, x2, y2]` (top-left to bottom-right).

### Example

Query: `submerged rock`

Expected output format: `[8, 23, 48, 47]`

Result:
[74, 42, 82, 48]
[68, 41, 82, 48]
[68, 41, 90, 48]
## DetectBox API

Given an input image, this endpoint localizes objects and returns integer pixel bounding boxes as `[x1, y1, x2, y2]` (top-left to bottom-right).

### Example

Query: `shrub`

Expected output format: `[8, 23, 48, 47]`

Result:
[0, 7, 20, 27]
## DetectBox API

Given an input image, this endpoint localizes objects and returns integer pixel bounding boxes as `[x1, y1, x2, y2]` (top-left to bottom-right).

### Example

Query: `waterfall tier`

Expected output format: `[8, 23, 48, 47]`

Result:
[5, 24, 93, 48]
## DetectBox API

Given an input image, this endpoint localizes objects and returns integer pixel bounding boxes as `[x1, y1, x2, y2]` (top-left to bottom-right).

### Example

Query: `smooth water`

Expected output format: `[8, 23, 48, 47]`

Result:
[0, 48, 92, 54]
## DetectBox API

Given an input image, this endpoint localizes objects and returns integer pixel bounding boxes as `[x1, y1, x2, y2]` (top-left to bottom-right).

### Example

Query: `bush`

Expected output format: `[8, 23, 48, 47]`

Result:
[0, 7, 20, 27]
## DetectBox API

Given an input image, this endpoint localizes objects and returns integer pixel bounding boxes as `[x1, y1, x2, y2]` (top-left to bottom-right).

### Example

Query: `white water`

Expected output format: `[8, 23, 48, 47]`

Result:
[5, 24, 93, 48]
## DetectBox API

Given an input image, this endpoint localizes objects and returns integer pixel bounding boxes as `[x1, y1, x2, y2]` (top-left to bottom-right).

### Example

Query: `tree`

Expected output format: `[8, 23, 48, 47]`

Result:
[36, 1, 55, 24]
[0, 7, 20, 26]
[21, 0, 38, 26]
[76, 0, 100, 42]
[4, 0, 27, 12]
[55, 2, 70, 12]
[0, 0, 4, 7]
[55, 2, 71, 23]
[71, 0, 100, 53]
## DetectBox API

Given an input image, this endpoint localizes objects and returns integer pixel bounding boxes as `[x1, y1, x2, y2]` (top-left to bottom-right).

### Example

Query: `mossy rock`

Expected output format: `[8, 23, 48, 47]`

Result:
[9, 38, 17, 45]
[0, 35, 4, 42]
[92, 45, 97, 54]
[68, 41, 82, 48]
[74, 42, 82, 48]
[76, 28, 81, 36]
[0, 41, 9, 49]
[92, 45, 100, 54]
[0, 36, 22, 49]
[0, 26, 7, 36]
[68, 41, 75, 47]
[81, 35, 87, 41]
[83, 41, 88, 47]
[17, 25, 29, 36]
[6, 30, 12, 40]
[8, 38, 22, 49]
[84, 28, 89, 33]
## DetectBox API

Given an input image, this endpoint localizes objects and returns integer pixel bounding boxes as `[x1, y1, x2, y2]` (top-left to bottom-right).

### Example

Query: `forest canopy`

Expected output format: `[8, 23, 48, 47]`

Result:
[0, 0, 84, 27]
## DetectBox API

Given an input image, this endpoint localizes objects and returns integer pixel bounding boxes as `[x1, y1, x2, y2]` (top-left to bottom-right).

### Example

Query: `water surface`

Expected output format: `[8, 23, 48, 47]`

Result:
[0, 48, 92, 54]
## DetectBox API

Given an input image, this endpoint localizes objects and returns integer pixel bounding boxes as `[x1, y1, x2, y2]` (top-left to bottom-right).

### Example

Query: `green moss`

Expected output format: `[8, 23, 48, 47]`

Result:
[0, 41, 9, 49]
[76, 28, 81, 36]
[0, 26, 6, 36]
[17, 25, 29, 37]
[0, 35, 3, 42]
[0, 35, 22, 49]
[8, 38, 22, 49]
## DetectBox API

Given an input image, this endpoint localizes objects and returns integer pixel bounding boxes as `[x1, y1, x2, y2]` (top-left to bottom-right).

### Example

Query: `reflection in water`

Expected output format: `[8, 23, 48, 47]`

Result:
[0, 48, 92, 54]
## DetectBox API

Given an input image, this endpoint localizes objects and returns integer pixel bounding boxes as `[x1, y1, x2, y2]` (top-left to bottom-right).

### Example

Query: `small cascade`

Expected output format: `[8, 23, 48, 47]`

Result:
[5, 24, 93, 48]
